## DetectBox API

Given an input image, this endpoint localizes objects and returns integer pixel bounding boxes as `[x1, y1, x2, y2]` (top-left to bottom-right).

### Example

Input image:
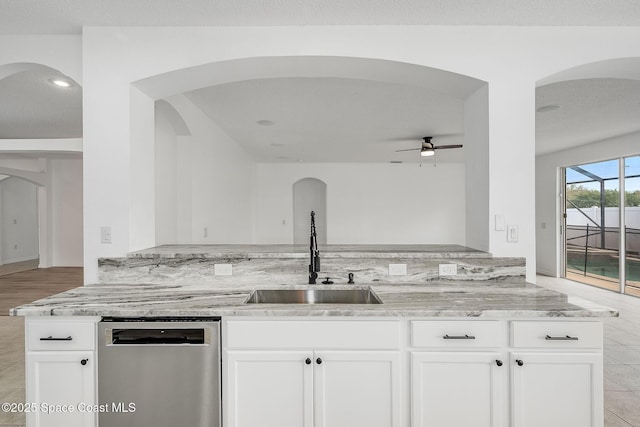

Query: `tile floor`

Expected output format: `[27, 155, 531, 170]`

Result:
[0, 273, 639, 426]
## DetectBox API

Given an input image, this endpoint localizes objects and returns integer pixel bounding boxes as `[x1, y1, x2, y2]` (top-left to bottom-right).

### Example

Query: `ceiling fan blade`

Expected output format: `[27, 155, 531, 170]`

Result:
[433, 144, 463, 150]
[395, 148, 421, 152]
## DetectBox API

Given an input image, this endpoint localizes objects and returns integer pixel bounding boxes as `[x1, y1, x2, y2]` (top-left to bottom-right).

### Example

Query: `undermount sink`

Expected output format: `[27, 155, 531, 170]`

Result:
[245, 288, 383, 304]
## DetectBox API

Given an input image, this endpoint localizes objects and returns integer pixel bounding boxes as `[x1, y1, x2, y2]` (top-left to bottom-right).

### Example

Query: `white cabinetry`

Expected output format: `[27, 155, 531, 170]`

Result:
[224, 319, 402, 427]
[25, 317, 99, 427]
[410, 321, 507, 427]
[510, 321, 603, 427]
[410, 320, 604, 427]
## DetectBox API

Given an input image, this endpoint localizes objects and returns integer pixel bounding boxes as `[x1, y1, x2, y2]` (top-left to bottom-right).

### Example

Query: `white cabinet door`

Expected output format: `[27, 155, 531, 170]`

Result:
[314, 351, 401, 427]
[511, 352, 603, 427]
[26, 351, 95, 427]
[225, 350, 313, 427]
[411, 352, 506, 427]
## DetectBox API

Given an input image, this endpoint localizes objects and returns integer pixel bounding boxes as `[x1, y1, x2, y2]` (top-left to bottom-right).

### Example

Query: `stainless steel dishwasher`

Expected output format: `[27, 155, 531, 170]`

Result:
[98, 317, 221, 427]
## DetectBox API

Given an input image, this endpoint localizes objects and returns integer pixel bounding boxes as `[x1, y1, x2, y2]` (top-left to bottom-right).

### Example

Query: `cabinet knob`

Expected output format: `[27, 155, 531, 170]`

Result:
[495, 359, 503, 367]
[80, 359, 88, 366]
[305, 358, 312, 365]
[316, 357, 323, 365]
[516, 359, 524, 367]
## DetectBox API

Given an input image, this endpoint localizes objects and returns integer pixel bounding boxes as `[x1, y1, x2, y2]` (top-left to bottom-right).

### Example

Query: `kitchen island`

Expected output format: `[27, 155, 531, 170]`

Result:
[13, 279, 616, 427]
[11, 244, 617, 427]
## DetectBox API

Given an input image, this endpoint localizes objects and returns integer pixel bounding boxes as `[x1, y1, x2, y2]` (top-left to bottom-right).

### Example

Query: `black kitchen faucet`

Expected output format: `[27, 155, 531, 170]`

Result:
[309, 211, 320, 284]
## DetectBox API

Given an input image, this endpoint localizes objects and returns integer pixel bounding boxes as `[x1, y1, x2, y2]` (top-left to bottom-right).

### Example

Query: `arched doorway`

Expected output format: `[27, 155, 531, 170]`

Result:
[293, 178, 327, 245]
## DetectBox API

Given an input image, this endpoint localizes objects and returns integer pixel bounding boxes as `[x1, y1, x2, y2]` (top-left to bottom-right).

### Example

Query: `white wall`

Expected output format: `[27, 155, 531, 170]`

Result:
[79, 26, 640, 283]
[155, 103, 179, 245]
[50, 159, 83, 266]
[464, 85, 490, 252]
[255, 162, 466, 245]
[0, 177, 38, 264]
[162, 95, 256, 244]
[536, 131, 639, 276]
[0, 36, 83, 268]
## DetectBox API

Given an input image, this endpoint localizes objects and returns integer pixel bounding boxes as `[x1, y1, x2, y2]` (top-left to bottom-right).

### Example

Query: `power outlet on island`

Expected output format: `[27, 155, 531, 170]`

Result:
[214, 263, 233, 276]
[439, 263, 457, 276]
[389, 264, 407, 276]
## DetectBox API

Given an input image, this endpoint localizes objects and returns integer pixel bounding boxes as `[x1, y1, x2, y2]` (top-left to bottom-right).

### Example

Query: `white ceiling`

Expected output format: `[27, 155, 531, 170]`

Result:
[536, 78, 640, 155]
[0, 1, 639, 162]
[1, 0, 640, 34]
[186, 77, 466, 163]
[0, 69, 82, 139]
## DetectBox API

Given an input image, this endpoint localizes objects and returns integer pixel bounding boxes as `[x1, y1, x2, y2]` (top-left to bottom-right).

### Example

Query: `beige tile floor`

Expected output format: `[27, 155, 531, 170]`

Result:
[0, 274, 639, 426]
[0, 316, 25, 427]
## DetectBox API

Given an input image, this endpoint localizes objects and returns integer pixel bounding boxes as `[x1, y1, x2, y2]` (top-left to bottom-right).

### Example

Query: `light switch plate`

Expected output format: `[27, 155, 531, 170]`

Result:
[389, 264, 407, 276]
[100, 226, 112, 244]
[507, 225, 518, 242]
[495, 214, 505, 231]
[214, 264, 233, 276]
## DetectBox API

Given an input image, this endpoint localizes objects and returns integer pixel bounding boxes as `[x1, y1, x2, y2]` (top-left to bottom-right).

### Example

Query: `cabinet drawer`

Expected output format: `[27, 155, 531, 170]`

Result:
[411, 321, 504, 348]
[27, 320, 96, 351]
[511, 321, 602, 348]
[225, 319, 400, 349]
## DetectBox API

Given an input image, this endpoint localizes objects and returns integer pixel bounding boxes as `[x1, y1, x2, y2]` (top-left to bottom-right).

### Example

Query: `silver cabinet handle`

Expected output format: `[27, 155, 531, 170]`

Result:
[40, 336, 72, 341]
[443, 334, 476, 340]
[545, 335, 579, 341]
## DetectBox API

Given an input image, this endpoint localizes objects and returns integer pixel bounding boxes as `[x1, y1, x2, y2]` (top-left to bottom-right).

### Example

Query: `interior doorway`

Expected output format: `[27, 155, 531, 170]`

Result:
[293, 178, 327, 246]
[0, 176, 40, 276]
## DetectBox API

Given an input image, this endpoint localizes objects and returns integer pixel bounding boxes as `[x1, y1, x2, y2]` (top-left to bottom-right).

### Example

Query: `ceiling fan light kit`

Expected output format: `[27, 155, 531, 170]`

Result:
[395, 136, 463, 159]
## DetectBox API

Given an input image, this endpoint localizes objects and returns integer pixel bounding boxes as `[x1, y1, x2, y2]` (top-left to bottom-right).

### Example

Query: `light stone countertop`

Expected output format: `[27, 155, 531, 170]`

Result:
[10, 281, 618, 318]
[125, 244, 492, 259]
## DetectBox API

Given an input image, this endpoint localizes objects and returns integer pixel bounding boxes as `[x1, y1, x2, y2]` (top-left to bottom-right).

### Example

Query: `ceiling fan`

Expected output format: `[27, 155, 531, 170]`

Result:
[395, 136, 463, 157]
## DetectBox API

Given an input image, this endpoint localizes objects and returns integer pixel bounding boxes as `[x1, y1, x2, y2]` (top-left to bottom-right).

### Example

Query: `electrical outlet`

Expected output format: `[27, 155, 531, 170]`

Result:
[214, 264, 233, 276]
[389, 264, 407, 276]
[100, 226, 112, 244]
[439, 263, 457, 276]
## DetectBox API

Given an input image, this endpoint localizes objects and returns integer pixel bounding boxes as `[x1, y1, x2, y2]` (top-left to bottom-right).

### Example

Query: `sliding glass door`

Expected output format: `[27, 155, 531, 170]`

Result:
[565, 159, 620, 291]
[564, 155, 640, 296]
[624, 156, 640, 296]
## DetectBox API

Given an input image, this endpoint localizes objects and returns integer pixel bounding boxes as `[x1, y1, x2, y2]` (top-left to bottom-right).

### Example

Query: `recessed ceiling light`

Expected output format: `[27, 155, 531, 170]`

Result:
[390, 161, 403, 164]
[48, 77, 73, 88]
[270, 143, 286, 147]
[257, 120, 275, 126]
[536, 104, 561, 113]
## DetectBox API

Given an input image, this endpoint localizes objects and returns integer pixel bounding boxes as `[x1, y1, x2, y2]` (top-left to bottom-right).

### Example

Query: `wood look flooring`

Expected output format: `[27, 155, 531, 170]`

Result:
[0, 268, 83, 316]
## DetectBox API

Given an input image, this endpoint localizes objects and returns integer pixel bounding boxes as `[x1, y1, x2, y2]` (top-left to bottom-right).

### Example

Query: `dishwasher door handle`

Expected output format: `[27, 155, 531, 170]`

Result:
[40, 336, 73, 341]
[105, 328, 209, 345]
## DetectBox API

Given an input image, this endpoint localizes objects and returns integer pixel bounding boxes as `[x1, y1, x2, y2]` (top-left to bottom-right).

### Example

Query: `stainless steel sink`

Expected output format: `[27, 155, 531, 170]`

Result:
[245, 288, 383, 304]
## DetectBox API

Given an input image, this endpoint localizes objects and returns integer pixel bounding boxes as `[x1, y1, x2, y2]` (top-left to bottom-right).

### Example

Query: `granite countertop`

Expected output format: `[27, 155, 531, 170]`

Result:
[11, 281, 618, 318]
[126, 244, 492, 259]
